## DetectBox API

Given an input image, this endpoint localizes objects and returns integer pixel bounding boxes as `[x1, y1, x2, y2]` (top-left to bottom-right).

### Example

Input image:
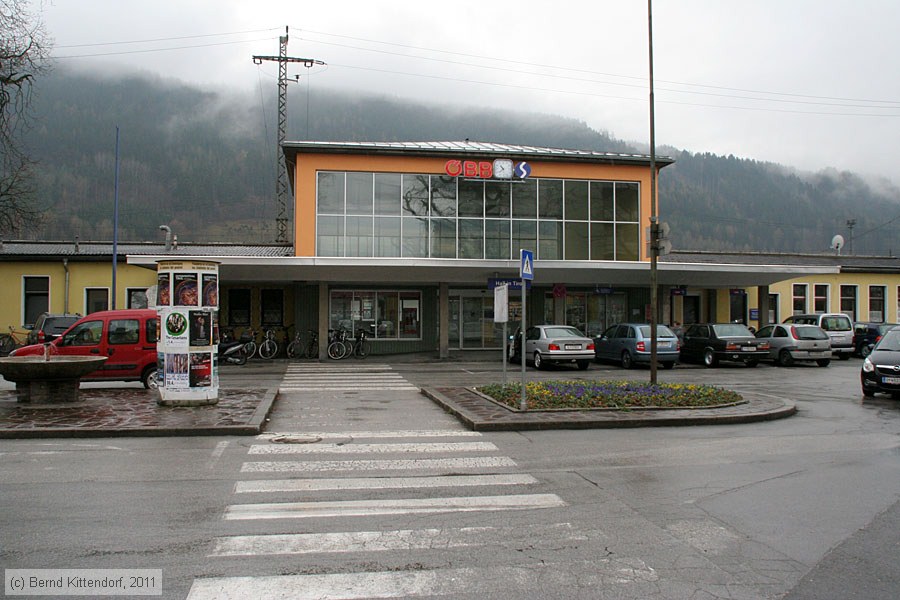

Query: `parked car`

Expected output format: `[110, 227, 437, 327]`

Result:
[508, 324, 594, 370]
[782, 313, 854, 360]
[593, 323, 680, 369]
[860, 326, 900, 397]
[11, 309, 159, 388]
[680, 323, 770, 367]
[753, 323, 832, 367]
[25, 312, 81, 345]
[853, 322, 898, 357]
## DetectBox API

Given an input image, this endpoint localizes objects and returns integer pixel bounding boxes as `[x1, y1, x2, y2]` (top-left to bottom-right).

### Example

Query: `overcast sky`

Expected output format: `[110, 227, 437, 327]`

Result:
[42, 0, 900, 184]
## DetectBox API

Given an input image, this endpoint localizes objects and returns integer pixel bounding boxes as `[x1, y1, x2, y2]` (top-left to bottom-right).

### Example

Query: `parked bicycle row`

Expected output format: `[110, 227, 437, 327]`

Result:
[219, 327, 368, 362]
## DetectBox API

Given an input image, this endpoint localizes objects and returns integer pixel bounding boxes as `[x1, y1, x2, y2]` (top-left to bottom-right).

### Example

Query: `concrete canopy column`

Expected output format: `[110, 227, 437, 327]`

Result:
[757, 285, 770, 329]
[318, 282, 328, 360]
[439, 282, 449, 359]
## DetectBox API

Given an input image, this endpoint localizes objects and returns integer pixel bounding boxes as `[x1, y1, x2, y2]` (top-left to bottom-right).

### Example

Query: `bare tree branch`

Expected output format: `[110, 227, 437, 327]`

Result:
[0, 0, 50, 236]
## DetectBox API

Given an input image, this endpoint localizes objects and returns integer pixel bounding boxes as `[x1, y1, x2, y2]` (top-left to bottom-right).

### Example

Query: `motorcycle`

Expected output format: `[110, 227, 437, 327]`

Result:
[218, 337, 248, 365]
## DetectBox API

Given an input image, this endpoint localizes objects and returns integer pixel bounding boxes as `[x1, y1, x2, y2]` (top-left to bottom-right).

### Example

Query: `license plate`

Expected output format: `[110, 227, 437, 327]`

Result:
[883, 376, 900, 385]
[659, 341, 671, 348]
[564, 344, 582, 350]
[741, 346, 756, 352]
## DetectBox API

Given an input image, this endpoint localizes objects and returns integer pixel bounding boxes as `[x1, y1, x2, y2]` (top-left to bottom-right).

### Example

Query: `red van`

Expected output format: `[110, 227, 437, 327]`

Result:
[11, 309, 159, 388]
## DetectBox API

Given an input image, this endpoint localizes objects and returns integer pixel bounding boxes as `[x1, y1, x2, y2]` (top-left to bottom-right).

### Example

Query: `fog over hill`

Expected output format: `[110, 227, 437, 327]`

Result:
[18, 70, 900, 256]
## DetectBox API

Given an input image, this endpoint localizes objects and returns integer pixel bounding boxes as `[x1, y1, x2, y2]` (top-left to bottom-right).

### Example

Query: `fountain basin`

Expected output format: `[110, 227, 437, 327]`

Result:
[0, 356, 108, 403]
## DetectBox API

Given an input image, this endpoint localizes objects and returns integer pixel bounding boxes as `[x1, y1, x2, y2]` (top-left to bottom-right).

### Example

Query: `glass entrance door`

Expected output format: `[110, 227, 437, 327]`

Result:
[449, 293, 505, 350]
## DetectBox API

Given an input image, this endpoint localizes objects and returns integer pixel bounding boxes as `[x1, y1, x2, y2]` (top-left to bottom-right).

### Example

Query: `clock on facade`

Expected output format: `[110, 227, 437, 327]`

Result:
[492, 159, 514, 179]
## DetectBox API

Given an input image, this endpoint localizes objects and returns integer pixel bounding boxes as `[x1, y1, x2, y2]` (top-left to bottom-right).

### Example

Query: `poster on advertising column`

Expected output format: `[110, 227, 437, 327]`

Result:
[156, 260, 220, 406]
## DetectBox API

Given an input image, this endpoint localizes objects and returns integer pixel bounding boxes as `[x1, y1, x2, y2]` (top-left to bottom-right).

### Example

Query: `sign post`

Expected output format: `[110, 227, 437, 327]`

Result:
[494, 283, 509, 384]
[519, 250, 534, 410]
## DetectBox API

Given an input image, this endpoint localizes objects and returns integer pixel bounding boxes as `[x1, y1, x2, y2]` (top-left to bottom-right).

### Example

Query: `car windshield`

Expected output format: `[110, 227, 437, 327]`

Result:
[875, 329, 900, 352]
[711, 324, 753, 337]
[47, 317, 78, 334]
[638, 325, 676, 338]
[544, 327, 584, 338]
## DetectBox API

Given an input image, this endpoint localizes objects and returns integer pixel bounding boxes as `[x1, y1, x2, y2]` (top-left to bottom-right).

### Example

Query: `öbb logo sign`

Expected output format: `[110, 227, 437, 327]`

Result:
[444, 160, 493, 178]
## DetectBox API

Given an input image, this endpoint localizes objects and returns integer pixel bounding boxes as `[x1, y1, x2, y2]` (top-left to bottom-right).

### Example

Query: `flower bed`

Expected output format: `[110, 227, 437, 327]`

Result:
[478, 380, 743, 410]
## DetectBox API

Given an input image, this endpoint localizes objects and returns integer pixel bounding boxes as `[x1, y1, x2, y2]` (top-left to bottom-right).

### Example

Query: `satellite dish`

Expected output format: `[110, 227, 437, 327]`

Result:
[831, 234, 845, 253]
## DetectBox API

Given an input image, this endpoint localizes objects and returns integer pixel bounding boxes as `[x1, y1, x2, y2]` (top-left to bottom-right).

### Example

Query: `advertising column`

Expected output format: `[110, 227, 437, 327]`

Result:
[156, 260, 219, 406]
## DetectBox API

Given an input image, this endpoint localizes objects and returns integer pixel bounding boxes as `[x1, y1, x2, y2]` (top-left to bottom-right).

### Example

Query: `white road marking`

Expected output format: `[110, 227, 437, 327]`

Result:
[257, 430, 482, 440]
[210, 523, 583, 556]
[241, 456, 517, 473]
[234, 473, 538, 493]
[247, 441, 498, 455]
[224, 493, 566, 520]
[207, 441, 230, 469]
[187, 562, 658, 600]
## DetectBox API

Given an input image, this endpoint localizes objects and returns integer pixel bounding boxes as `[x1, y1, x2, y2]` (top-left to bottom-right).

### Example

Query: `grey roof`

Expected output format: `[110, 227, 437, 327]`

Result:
[0, 241, 292, 259]
[282, 140, 675, 166]
[664, 250, 900, 272]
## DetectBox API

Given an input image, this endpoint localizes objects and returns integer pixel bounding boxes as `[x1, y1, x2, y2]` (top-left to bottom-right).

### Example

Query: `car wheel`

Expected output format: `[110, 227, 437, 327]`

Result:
[860, 345, 873, 358]
[862, 387, 876, 398]
[662, 362, 675, 370]
[142, 366, 159, 390]
[703, 349, 718, 368]
[816, 359, 831, 367]
[621, 351, 634, 369]
[838, 352, 851, 361]
[533, 351, 544, 370]
[777, 350, 794, 367]
[577, 360, 590, 370]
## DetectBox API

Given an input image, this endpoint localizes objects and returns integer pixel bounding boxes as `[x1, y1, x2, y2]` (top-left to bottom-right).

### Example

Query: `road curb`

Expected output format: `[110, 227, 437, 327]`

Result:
[422, 387, 797, 431]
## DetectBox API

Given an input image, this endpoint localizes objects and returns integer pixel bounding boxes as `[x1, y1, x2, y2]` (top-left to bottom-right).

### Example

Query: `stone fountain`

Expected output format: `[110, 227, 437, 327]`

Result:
[0, 346, 107, 403]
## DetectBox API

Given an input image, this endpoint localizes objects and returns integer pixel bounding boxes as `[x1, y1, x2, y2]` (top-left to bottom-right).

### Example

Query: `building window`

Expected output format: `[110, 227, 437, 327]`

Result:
[23, 276, 50, 327]
[127, 288, 148, 309]
[329, 290, 422, 340]
[869, 285, 886, 323]
[316, 171, 640, 262]
[228, 289, 251, 326]
[85, 288, 109, 314]
[813, 284, 829, 314]
[792, 284, 808, 315]
[840, 285, 857, 321]
[261, 289, 283, 326]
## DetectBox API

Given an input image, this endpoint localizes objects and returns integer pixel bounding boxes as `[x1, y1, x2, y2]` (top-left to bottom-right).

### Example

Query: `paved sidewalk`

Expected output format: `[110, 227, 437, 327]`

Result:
[0, 357, 796, 437]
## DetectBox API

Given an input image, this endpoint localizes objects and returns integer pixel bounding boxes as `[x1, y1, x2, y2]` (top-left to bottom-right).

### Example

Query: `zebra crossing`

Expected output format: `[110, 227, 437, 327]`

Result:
[279, 363, 419, 393]
[186, 428, 574, 599]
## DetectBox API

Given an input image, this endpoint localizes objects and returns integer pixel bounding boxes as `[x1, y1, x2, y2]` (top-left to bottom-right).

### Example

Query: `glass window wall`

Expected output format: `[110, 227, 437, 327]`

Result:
[316, 171, 641, 261]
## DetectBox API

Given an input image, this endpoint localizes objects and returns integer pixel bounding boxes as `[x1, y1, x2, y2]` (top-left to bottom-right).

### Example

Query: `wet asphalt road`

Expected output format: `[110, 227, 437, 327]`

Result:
[1, 355, 899, 599]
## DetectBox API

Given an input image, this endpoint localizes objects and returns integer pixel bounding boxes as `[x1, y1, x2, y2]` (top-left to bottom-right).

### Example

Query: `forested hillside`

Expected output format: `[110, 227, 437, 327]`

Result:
[17, 70, 900, 255]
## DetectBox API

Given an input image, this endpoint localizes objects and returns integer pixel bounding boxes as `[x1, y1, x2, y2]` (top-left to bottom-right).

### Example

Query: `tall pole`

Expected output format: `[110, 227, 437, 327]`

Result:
[112, 126, 120, 310]
[648, 0, 659, 385]
[253, 27, 324, 244]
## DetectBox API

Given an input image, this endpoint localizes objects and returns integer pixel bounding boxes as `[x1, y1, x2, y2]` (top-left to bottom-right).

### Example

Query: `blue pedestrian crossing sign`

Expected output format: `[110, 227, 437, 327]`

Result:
[520, 249, 534, 281]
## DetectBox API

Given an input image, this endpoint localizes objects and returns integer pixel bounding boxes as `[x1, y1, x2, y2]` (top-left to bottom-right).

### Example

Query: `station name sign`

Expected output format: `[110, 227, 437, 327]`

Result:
[444, 158, 531, 180]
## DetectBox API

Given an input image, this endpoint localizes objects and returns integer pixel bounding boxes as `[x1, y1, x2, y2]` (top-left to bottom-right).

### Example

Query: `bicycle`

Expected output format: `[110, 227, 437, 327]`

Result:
[258, 328, 280, 360]
[303, 329, 320, 359]
[327, 329, 351, 360]
[240, 328, 257, 359]
[286, 327, 304, 359]
[0, 326, 29, 356]
[348, 329, 370, 359]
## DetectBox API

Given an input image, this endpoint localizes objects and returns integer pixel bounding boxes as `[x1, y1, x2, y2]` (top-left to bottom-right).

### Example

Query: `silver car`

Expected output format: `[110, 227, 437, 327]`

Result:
[508, 325, 594, 370]
[593, 323, 680, 369]
[754, 323, 832, 367]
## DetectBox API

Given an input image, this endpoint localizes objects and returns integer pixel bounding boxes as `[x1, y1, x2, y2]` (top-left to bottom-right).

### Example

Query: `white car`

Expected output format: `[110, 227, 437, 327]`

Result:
[508, 325, 594, 370]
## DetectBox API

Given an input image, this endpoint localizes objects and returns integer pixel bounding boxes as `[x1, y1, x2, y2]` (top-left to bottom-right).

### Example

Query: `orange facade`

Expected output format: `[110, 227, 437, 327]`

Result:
[292, 152, 657, 260]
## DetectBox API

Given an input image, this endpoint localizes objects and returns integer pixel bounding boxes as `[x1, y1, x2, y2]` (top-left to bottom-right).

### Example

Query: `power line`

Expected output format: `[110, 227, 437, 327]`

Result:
[296, 28, 900, 107]
[54, 28, 280, 48]
[53, 37, 274, 59]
